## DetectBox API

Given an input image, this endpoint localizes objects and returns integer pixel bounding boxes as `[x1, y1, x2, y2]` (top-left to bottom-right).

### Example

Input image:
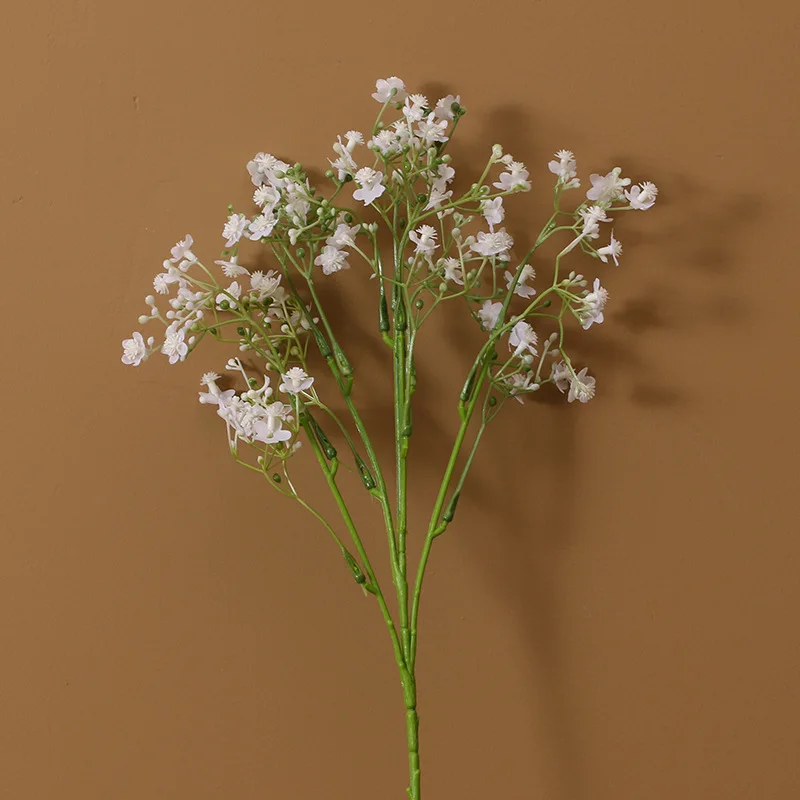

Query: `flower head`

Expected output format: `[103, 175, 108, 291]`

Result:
[433, 94, 461, 121]
[597, 230, 622, 266]
[477, 300, 503, 331]
[121, 331, 149, 366]
[586, 167, 630, 204]
[170, 235, 197, 265]
[578, 278, 609, 330]
[481, 197, 505, 230]
[409, 225, 438, 257]
[442, 257, 465, 286]
[508, 321, 538, 357]
[214, 256, 250, 278]
[279, 367, 314, 394]
[504, 264, 536, 298]
[161, 324, 188, 365]
[314, 245, 350, 275]
[493, 161, 531, 192]
[470, 228, 513, 259]
[372, 76, 406, 104]
[567, 367, 596, 403]
[353, 167, 386, 205]
[624, 181, 658, 210]
[222, 213, 248, 247]
[547, 150, 580, 189]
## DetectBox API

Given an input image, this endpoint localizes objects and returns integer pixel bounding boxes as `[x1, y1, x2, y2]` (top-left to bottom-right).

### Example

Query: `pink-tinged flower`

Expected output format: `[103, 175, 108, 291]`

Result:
[372, 77, 406, 103]
[508, 321, 538, 357]
[161, 324, 188, 364]
[567, 367, 596, 403]
[409, 225, 438, 257]
[121, 331, 149, 366]
[504, 264, 536, 298]
[477, 300, 503, 331]
[624, 181, 658, 210]
[597, 230, 623, 266]
[547, 150, 580, 189]
[222, 213, 248, 247]
[470, 228, 514, 259]
[353, 167, 386, 205]
[169, 235, 197, 264]
[586, 167, 630, 204]
[279, 367, 314, 394]
[481, 197, 505, 230]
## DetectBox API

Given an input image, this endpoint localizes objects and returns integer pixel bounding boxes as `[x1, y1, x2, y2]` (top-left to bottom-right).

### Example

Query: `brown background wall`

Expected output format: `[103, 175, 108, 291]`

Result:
[2, 2, 799, 798]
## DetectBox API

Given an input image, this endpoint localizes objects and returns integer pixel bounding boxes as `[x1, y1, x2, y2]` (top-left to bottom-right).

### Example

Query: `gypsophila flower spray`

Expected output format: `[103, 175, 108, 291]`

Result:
[121, 76, 658, 799]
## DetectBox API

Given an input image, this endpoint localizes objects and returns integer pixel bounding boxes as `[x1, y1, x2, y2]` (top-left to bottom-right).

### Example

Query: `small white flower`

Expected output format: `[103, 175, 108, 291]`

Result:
[252, 402, 293, 445]
[121, 331, 148, 366]
[551, 361, 572, 392]
[247, 153, 290, 188]
[470, 228, 514, 259]
[597, 230, 623, 266]
[547, 150, 580, 189]
[432, 163, 455, 193]
[222, 213, 248, 247]
[161, 324, 188, 364]
[493, 161, 531, 192]
[425, 185, 452, 210]
[403, 94, 429, 123]
[567, 367, 596, 403]
[314, 245, 350, 275]
[586, 167, 631, 204]
[170, 235, 197, 265]
[326, 223, 360, 249]
[624, 181, 658, 210]
[198, 372, 236, 406]
[409, 225, 438, 257]
[250, 270, 282, 298]
[578, 205, 612, 239]
[433, 94, 461, 121]
[369, 129, 400, 156]
[504, 264, 536, 298]
[578, 278, 609, 330]
[481, 197, 505, 230]
[353, 167, 386, 205]
[279, 367, 314, 394]
[214, 256, 250, 278]
[416, 113, 449, 147]
[247, 213, 277, 241]
[477, 300, 503, 331]
[504, 372, 535, 404]
[442, 257, 465, 285]
[216, 281, 242, 310]
[508, 321, 538, 357]
[253, 185, 280, 209]
[372, 76, 406, 103]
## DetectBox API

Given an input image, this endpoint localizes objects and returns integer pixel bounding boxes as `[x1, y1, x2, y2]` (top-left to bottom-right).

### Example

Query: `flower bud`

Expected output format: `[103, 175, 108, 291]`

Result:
[491, 144, 503, 160]
[138, 315, 149, 324]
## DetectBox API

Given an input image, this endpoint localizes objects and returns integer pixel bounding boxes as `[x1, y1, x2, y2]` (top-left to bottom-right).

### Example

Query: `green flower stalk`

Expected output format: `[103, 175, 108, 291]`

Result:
[121, 75, 658, 799]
